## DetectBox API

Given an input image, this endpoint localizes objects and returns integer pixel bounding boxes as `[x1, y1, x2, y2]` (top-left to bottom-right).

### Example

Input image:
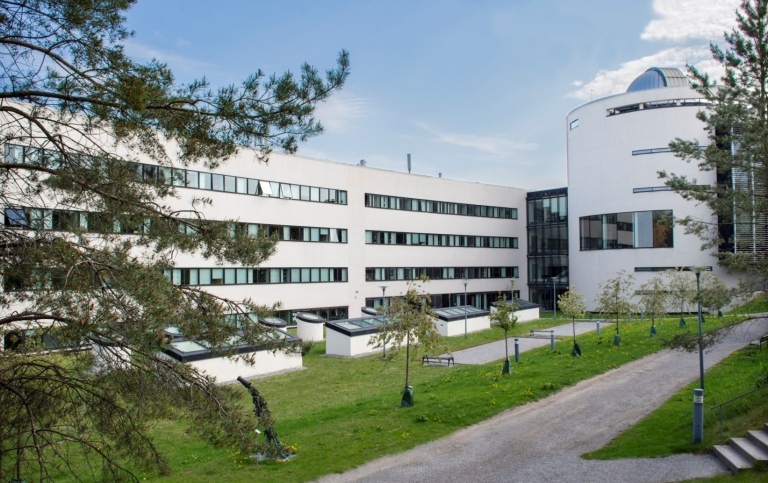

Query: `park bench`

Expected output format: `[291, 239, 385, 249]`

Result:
[529, 329, 554, 339]
[750, 334, 768, 349]
[422, 354, 455, 367]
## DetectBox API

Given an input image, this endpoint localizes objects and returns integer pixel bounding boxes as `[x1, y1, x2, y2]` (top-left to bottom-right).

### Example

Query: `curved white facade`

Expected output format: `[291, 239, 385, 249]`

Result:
[566, 83, 738, 310]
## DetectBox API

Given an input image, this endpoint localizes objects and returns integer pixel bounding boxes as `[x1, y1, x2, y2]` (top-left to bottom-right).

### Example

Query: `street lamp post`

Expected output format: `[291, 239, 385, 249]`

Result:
[690, 266, 706, 443]
[463, 280, 469, 338]
[379, 285, 388, 358]
[692, 268, 705, 391]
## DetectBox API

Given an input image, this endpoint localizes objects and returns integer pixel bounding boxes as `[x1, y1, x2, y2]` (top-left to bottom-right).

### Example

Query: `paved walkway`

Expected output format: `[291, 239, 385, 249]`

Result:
[317, 317, 768, 483]
[447, 321, 613, 365]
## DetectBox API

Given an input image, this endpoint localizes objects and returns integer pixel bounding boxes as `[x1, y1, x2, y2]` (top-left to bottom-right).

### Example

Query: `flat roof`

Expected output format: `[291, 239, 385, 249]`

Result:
[160, 328, 299, 362]
[434, 305, 489, 321]
[326, 316, 387, 337]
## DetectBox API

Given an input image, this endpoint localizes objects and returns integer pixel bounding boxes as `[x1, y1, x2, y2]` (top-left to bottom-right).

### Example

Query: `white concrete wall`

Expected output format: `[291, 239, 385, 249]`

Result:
[435, 315, 490, 337]
[175, 350, 302, 383]
[566, 86, 741, 310]
[297, 321, 324, 341]
[514, 307, 540, 323]
[325, 329, 387, 357]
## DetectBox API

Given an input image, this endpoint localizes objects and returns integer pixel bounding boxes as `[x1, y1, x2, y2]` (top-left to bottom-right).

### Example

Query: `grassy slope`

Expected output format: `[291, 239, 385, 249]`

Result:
[584, 344, 768, 460]
[136, 317, 705, 483]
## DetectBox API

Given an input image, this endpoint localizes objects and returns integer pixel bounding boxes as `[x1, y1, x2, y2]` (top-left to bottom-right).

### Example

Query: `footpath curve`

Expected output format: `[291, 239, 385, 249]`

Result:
[316, 318, 768, 483]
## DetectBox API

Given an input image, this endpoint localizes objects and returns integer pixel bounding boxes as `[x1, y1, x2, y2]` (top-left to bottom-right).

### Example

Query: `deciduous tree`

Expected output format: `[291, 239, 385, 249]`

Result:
[369, 278, 443, 407]
[638, 276, 668, 336]
[490, 282, 518, 374]
[664, 268, 696, 327]
[558, 286, 586, 356]
[594, 270, 635, 346]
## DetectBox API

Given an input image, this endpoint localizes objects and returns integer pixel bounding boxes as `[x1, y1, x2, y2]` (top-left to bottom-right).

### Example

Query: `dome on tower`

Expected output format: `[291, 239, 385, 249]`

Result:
[626, 67, 689, 93]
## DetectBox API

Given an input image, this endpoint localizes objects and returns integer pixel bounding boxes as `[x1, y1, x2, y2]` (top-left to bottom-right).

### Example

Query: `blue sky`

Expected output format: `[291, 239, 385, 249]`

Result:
[124, 0, 738, 190]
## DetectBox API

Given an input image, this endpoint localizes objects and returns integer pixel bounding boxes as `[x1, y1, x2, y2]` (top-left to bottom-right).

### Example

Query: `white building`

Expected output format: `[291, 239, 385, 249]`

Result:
[160, 152, 528, 321]
[566, 67, 740, 310]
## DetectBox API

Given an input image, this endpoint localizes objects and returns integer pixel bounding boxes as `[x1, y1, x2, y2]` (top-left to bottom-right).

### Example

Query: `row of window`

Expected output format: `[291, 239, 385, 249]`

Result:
[165, 267, 348, 285]
[364, 193, 518, 219]
[179, 221, 348, 244]
[4, 207, 348, 243]
[4, 144, 349, 205]
[365, 266, 519, 282]
[633, 186, 671, 193]
[632, 146, 705, 156]
[634, 266, 712, 272]
[132, 162, 348, 204]
[579, 210, 673, 251]
[606, 99, 709, 117]
[365, 230, 518, 248]
[366, 290, 519, 312]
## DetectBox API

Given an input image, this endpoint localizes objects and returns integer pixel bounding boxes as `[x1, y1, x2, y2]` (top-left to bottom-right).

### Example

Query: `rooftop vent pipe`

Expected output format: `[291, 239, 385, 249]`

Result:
[359, 159, 366, 167]
[407, 154, 411, 173]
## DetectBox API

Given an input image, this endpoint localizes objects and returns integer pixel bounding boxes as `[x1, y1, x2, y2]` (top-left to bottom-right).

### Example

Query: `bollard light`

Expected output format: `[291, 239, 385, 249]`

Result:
[692, 388, 704, 443]
[550, 330, 555, 351]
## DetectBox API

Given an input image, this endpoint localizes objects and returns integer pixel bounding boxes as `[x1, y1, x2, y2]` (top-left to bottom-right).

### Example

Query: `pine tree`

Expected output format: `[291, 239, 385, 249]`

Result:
[0, 1, 349, 480]
[659, 0, 768, 277]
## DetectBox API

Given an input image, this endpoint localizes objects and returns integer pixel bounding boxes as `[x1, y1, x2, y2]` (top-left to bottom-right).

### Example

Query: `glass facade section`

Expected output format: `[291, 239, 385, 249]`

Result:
[527, 188, 568, 310]
[579, 210, 673, 250]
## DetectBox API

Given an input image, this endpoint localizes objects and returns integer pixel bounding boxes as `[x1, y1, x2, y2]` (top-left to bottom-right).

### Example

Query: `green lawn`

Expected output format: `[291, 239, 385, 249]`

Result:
[584, 343, 768, 461]
[728, 294, 768, 316]
[126, 317, 723, 483]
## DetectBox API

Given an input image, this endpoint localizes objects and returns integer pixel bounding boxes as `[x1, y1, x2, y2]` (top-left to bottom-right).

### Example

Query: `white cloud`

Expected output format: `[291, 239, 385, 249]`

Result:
[413, 121, 538, 154]
[569, 0, 741, 101]
[313, 91, 368, 134]
[567, 47, 726, 101]
[641, 0, 740, 42]
[570, 80, 584, 87]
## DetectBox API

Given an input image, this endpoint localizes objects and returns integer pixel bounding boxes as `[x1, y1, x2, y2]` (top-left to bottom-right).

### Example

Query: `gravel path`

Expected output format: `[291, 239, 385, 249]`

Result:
[447, 321, 613, 365]
[317, 317, 768, 483]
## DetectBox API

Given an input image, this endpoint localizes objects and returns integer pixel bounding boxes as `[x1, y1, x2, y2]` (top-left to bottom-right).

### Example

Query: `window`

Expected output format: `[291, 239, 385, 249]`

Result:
[248, 179, 259, 195]
[4, 207, 27, 227]
[579, 210, 673, 250]
[211, 174, 224, 191]
[224, 176, 236, 193]
[259, 180, 273, 196]
[569, 119, 579, 130]
[196, 172, 209, 190]
[4, 144, 24, 163]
